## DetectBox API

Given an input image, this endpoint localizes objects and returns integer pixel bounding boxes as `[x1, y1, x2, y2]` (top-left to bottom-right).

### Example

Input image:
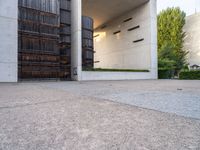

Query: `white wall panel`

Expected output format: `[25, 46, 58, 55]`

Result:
[94, 1, 153, 70]
[0, 0, 18, 82]
[184, 13, 200, 66]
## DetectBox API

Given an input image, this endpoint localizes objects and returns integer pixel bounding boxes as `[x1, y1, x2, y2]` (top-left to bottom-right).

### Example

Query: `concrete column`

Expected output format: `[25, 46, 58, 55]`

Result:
[71, 0, 82, 81]
[149, 0, 158, 79]
[0, 0, 18, 82]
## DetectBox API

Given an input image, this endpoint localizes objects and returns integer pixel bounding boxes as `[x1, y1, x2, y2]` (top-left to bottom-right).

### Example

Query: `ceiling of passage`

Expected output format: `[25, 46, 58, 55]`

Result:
[82, 0, 149, 28]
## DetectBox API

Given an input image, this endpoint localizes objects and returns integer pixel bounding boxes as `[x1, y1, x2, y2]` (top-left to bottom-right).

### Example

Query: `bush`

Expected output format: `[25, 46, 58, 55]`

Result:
[158, 69, 174, 79]
[179, 71, 200, 80]
[158, 52, 176, 79]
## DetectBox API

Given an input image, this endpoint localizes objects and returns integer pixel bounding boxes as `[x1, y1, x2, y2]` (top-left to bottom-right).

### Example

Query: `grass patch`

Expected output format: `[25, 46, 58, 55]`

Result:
[83, 68, 149, 72]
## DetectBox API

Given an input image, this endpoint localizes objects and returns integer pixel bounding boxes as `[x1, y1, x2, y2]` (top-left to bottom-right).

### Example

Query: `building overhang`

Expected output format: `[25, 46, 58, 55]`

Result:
[82, 0, 149, 29]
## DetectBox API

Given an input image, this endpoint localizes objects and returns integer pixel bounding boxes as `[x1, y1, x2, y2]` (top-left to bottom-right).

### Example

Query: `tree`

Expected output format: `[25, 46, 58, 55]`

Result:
[158, 43, 176, 70]
[158, 43, 176, 79]
[158, 7, 188, 76]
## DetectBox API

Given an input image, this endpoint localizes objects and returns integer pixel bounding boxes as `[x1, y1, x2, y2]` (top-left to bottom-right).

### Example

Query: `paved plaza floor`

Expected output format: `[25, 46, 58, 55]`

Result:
[0, 80, 199, 149]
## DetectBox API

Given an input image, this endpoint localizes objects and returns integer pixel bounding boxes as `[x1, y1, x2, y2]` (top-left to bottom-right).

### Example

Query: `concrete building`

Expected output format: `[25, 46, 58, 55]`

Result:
[0, 0, 157, 82]
[184, 12, 200, 68]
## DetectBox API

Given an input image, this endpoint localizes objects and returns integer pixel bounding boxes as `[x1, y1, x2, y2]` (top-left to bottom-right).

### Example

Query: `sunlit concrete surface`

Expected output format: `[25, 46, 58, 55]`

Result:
[82, 0, 148, 28]
[184, 12, 200, 66]
[0, 0, 18, 82]
[41, 80, 200, 120]
[0, 80, 200, 149]
[80, 0, 158, 81]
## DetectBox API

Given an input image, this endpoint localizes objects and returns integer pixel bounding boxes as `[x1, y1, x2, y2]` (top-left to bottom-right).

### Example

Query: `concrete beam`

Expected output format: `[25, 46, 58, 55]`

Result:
[150, 0, 158, 79]
[82, 0, 149, 28]
[71, 0, 82, 81]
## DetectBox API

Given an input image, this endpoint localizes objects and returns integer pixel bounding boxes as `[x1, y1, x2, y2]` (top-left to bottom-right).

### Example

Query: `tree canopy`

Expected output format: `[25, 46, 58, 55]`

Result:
[158, 7, 188, 76]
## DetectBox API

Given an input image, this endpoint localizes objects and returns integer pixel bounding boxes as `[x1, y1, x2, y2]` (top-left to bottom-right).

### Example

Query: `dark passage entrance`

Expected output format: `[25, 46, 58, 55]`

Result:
[18, 0, 94, 80]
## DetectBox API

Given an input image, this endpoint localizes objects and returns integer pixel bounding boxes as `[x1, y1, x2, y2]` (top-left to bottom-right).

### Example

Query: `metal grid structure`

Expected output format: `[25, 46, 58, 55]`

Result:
[59, 0, 71, 80]
[18, 0, 71, 80]
[82, 16, 94, 69]
[18, 0, 94, 79]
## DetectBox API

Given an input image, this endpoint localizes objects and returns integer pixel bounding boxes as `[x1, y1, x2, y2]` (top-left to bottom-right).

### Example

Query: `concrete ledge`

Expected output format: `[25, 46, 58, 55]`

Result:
[81, 71, 157, 81]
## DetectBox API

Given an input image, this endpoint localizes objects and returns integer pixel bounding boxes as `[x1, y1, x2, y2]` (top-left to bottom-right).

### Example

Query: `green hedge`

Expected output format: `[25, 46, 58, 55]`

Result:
[179, 71, 200, 80]
[158, 69, 174, 79]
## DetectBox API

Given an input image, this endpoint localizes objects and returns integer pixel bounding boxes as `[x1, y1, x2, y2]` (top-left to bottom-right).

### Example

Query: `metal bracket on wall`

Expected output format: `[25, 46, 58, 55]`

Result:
[73, 67, 78, 76]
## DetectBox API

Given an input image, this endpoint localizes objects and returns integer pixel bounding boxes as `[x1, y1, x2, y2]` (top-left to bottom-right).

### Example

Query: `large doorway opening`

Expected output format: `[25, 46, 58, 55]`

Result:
[82, 0, 151, 73]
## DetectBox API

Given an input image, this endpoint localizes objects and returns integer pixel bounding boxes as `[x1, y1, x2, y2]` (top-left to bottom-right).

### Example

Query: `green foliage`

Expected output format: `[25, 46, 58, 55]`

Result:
[158, 43, 176, 79]
[158, 69, 174, 79]
[158, 58, 176, 70]
[158, 43, 176, 69]
[158, 7, 188, 76]
[181, 65, 189, 71]
[179, 71, 200, 80]
[158, 43, 176, 61]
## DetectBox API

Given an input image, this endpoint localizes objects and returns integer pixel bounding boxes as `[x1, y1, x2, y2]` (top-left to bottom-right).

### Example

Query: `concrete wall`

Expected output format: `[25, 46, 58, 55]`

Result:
[81, 71, 156, 81]
[0, 0, 157, 82]
[184, 13, 200, 66]
[0, 0, 18, 82]
[93, 0, 157, 72]
[81, 0, 157, 80]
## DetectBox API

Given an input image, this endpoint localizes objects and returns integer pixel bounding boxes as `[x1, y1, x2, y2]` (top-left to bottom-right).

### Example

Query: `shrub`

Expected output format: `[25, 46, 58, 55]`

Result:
[179, 71, 200, 80]
[158, 69, 174, 79]
[158, 58, 176, 79]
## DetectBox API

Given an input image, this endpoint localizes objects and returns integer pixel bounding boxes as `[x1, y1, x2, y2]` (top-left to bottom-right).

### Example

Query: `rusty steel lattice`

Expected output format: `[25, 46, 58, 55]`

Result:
[59, 0, 71, 79]
[18, 0, 71, 80]
[82, 16, 94, 69]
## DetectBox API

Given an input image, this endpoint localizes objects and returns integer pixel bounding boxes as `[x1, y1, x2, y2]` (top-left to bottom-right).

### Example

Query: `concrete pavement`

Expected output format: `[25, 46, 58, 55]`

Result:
[0, 80, 200, 150]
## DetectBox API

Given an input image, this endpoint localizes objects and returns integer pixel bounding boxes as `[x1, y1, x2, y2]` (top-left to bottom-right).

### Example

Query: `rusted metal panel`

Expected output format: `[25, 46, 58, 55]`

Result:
[82, 16, 94, 69]
[18, 0, 71, 80]
[59, 0, 71, 80]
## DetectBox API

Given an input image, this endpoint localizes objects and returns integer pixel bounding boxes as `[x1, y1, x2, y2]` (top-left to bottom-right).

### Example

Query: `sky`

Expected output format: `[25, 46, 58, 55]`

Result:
[157, 0, 200, 16]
